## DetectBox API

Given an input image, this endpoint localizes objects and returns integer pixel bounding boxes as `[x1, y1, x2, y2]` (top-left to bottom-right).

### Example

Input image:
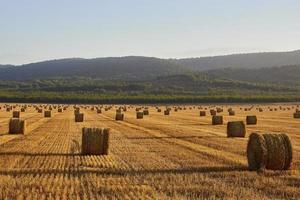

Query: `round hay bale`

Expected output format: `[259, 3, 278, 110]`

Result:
[247, 133, 293, 171]
[9, 118, 26, 134]
[115, 113, 124, 121]
[82, 127, 110, 155]
[44, 111, 52, 118]
[12, 111, 20, 118]
[21, 108, 26, 112]
[97, 109, 102, 114]
[212, 116, 223, 125]
[210, 109, 216, 116]
[58, 108, 63, 113]
[228, 110, 235, 116]
[293, 112, 300, 118]
[164, 110, 170, 115]
[157, 108, 162, 112]
[227, 121, 246, 137]
[246, 116, 257, 125]
[75, 113, 84, 122]
[143, 110, 149, 115]
[200, 111, 206, 117]
[136, 112, 144, 119]
[216, 108, 223, 113]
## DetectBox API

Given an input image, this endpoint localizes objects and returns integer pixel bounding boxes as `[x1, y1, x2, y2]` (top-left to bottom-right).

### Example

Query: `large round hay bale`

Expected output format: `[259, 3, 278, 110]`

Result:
[97, 109, 102, 114]
[200, 111, 206, 117]
[212, 116, 223, 125]
[12, 111, 20, 118]
[21, 108, 26, 112]
[82, 128, 110, 155]
[247, 133, 293, 171]
[227, 121, 246, 137]
[58, 108, 63, 113]
[115, 113, 124, 121]
[44, 111, 52, 118]
[246, 116, 257, 125]
[157, 108, 162, 112]
[136, 112, 144, 119]
[9, 118, 26, 134]
[75, 113, 84, 122]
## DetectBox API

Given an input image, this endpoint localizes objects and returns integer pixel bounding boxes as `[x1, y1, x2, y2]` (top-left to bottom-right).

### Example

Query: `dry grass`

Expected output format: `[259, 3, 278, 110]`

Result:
[0, 103, 299, 199]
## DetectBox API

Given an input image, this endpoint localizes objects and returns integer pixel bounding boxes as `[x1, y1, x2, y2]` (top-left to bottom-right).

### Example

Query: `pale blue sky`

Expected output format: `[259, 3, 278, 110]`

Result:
[1, 0, 300, 64]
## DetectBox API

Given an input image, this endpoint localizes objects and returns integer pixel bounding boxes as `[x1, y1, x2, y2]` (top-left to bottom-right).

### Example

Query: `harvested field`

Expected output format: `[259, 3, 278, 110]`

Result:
[0, 103, 300, 199]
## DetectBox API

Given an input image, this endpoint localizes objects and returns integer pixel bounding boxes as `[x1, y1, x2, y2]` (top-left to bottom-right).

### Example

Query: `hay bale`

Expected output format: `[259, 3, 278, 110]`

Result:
[200, 111, 206, 117]
[75, 113, 84, 122]
[293, 112, 300, 118]
[81, 128, 110, 155]
[247, 133, 293, 171]
[115, 113, 124, 121]
[12, 111, 20, 118]
[228, 110, 235, 116]
[216, 108, 223, 113]
[157, 109, 162, 112]
[212, 116, 223, 125]
[21, 108, 26, 112]
[9, 118, 26, 134]
[74, 108, 80, 115]
[38, 109, 43, 113]
[227, 121, 246, 137]
[97, 109, 102, 114]
[210, 109, 216, 116]
[246, 116, 257, 125]
[44, 111, 51, 118]
[143, 110, 149, 115]
[136, 112, 144, 119]
[58, 108, 63, 113]
[164, 110, 170, 115]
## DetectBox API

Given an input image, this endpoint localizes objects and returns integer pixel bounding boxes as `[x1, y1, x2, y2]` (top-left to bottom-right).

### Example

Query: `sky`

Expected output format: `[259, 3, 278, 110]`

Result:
[1, 0, 300, 65]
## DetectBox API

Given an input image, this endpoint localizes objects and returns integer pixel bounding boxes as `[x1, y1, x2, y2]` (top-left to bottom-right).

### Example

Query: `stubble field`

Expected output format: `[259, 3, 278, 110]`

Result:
[0, 103, 299, 200]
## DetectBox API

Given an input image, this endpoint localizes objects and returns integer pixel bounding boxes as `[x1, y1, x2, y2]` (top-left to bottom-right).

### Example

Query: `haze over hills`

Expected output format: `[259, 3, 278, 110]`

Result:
[0, 49, 300, 86]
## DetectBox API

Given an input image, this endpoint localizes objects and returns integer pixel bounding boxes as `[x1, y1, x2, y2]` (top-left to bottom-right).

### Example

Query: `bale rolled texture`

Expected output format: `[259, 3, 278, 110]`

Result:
[227, 121, 246, 137]
[9, 118, 26, 134]
[75, 113, 84, 122]
[12, 111, 20, 118]
[247, 133, 293, 171]
[212, 116, 223, 125]
[115, 113, 124, 121]
[44, 111, 51, 118]
[246, 116, 257, 125]
[82, 128, 110, 155]
[136, 112, 144, 119]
